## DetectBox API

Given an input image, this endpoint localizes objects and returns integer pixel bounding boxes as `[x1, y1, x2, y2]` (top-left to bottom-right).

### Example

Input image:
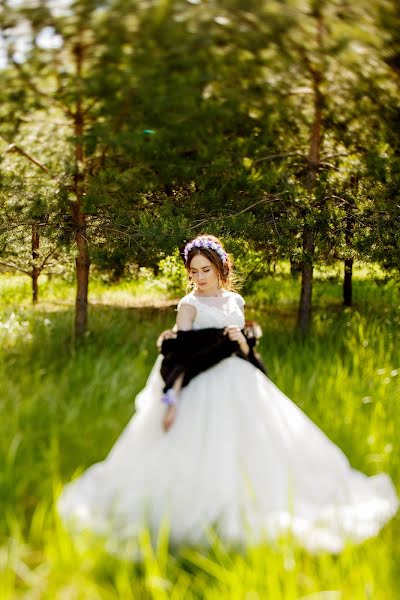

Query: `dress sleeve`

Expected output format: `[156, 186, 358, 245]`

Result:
[234, 293, 245, 309]
[176, 294, 198, 312]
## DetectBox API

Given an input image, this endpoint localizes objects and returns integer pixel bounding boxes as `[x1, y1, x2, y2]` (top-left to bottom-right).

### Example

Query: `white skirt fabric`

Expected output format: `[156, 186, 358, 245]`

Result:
[57, 355, 398, 555]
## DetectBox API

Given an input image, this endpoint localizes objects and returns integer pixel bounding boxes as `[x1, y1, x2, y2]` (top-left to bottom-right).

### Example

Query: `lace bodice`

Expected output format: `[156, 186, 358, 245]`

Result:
[177, 290, 245, 330]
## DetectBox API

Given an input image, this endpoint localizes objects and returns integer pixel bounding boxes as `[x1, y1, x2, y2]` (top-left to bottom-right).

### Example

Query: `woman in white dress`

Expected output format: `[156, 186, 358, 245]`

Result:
[57, 235, 398, 555]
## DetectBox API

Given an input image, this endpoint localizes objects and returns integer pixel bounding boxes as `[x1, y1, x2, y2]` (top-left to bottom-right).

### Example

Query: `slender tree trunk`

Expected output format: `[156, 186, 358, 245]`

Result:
[297, 77, 322, 334]
[298, 224, 315, 334]
[343, 257, 353, 306]
[73, 200, 90, 339]
[297, 12, 324, 335]
[1, 144, 49, 305]
[343, 204, 355, 307]
[72, 40, 90, 340]
[31, 223, 40, 304]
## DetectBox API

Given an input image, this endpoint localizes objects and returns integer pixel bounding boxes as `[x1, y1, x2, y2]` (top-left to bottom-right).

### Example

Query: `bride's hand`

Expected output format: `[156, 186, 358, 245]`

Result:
[156, 329, 176, 351]
[224, 325, 249, 356]
[163, 404, 177, 432]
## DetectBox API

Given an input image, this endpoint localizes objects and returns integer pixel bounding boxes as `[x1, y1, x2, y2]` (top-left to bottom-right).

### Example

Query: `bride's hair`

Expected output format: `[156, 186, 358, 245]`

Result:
[183, 234, 236, 290]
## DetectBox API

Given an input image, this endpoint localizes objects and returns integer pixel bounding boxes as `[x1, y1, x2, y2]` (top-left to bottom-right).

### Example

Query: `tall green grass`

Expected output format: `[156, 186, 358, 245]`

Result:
[0, 272, 399, 598]
[0, 270, 171, 308]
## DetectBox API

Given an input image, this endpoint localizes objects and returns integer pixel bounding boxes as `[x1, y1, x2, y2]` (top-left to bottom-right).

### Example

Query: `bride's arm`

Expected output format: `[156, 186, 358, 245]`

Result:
[176, 303, 196, 331]
[162, 303, 196, 432]
[156, 303, 195, 350]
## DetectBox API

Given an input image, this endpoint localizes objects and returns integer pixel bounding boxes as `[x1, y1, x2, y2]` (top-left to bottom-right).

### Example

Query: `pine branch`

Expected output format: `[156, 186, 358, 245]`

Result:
[3, 142, 49, 173]
[17, 116, 69, 127]
[319, 161, 339, 171]
[82, 98, 99, 117]
[226, 194, 290, 218]
[0, 134, 63, 181]
[40, 248, 58, 271]
[321, 152, 349, 160]
[254, 151, 306, 163]
[0, 261, 31, 275]
[189, 195, 291, 231]
[269, 205, 279, 235]
[243, 255, 270, 282]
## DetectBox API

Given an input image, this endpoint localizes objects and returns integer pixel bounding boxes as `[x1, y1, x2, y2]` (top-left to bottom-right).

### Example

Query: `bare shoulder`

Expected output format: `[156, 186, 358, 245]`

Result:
[176, 299, 196, 331]
[177, 302, 196, 316]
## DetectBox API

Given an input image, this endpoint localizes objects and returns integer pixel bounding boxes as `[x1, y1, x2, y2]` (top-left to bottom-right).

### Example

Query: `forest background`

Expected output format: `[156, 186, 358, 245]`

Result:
[0, 0, 399, 598]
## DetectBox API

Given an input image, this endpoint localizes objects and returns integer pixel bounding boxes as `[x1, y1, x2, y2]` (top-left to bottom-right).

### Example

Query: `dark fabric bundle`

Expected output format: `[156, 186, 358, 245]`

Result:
[160, 327, 267, 393]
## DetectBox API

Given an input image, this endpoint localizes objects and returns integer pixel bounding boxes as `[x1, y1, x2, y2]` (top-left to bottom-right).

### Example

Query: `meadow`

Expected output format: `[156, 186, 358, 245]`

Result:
[0, 267, 399, 599]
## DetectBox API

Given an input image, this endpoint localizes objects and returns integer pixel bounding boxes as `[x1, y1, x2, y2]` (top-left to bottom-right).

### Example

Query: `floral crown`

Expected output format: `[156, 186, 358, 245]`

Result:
[184, 238, 227, 264]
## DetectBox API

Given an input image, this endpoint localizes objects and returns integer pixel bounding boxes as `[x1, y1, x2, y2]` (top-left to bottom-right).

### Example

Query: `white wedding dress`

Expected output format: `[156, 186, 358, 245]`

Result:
[57, 291, 398, 555]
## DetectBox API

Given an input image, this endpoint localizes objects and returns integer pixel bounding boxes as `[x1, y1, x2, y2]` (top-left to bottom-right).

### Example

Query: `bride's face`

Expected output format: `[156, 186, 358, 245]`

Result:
[189, 253, 219, 294]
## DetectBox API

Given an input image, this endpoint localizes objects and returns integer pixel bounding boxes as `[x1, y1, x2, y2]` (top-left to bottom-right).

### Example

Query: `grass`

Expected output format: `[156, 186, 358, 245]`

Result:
[0, 269, 171, 309]
[0, 269, 399, 598]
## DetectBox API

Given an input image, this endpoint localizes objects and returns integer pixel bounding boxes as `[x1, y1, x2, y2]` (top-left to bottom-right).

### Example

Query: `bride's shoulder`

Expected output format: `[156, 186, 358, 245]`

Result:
[177, 291, 198, 311]
[227, 290, 245, 308]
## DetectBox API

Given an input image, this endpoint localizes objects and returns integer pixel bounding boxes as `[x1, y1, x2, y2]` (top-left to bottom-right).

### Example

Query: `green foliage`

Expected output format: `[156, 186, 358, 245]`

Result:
[158, 251, 187, 296]
[1, 0, 399, 328]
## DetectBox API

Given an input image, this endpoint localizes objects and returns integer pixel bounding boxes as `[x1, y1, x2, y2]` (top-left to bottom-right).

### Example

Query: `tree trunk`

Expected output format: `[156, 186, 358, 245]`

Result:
[73, 203, 90, 339]
[31, 223, 40, 304]
[343, 202, 355, 307]
[296, 11, 323, 335]
[343, 257, 353, 307]
[72, 40, 90, 341]
[298, 224, 314, 334]
[296, 84, 321, 333]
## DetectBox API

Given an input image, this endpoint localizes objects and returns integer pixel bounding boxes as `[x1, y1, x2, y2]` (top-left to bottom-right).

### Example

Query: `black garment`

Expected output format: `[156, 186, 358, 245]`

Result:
[160, 327, 267, 393]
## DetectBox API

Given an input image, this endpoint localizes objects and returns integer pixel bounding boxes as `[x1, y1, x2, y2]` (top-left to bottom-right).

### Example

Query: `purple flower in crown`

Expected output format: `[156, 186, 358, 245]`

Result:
[183, 237, 227, 264]
[183, 242, 193, 261]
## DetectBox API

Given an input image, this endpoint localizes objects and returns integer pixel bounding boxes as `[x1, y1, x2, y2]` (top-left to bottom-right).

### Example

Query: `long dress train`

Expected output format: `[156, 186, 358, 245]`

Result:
[57, 291, 398, 555]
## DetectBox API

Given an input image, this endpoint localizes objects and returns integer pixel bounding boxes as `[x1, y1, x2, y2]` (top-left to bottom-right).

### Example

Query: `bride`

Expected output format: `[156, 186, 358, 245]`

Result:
[57, 234, 398, 555]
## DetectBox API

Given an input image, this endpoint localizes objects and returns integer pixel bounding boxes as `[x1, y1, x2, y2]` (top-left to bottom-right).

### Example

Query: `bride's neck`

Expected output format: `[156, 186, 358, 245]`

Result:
[194, 287, 225, 297]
